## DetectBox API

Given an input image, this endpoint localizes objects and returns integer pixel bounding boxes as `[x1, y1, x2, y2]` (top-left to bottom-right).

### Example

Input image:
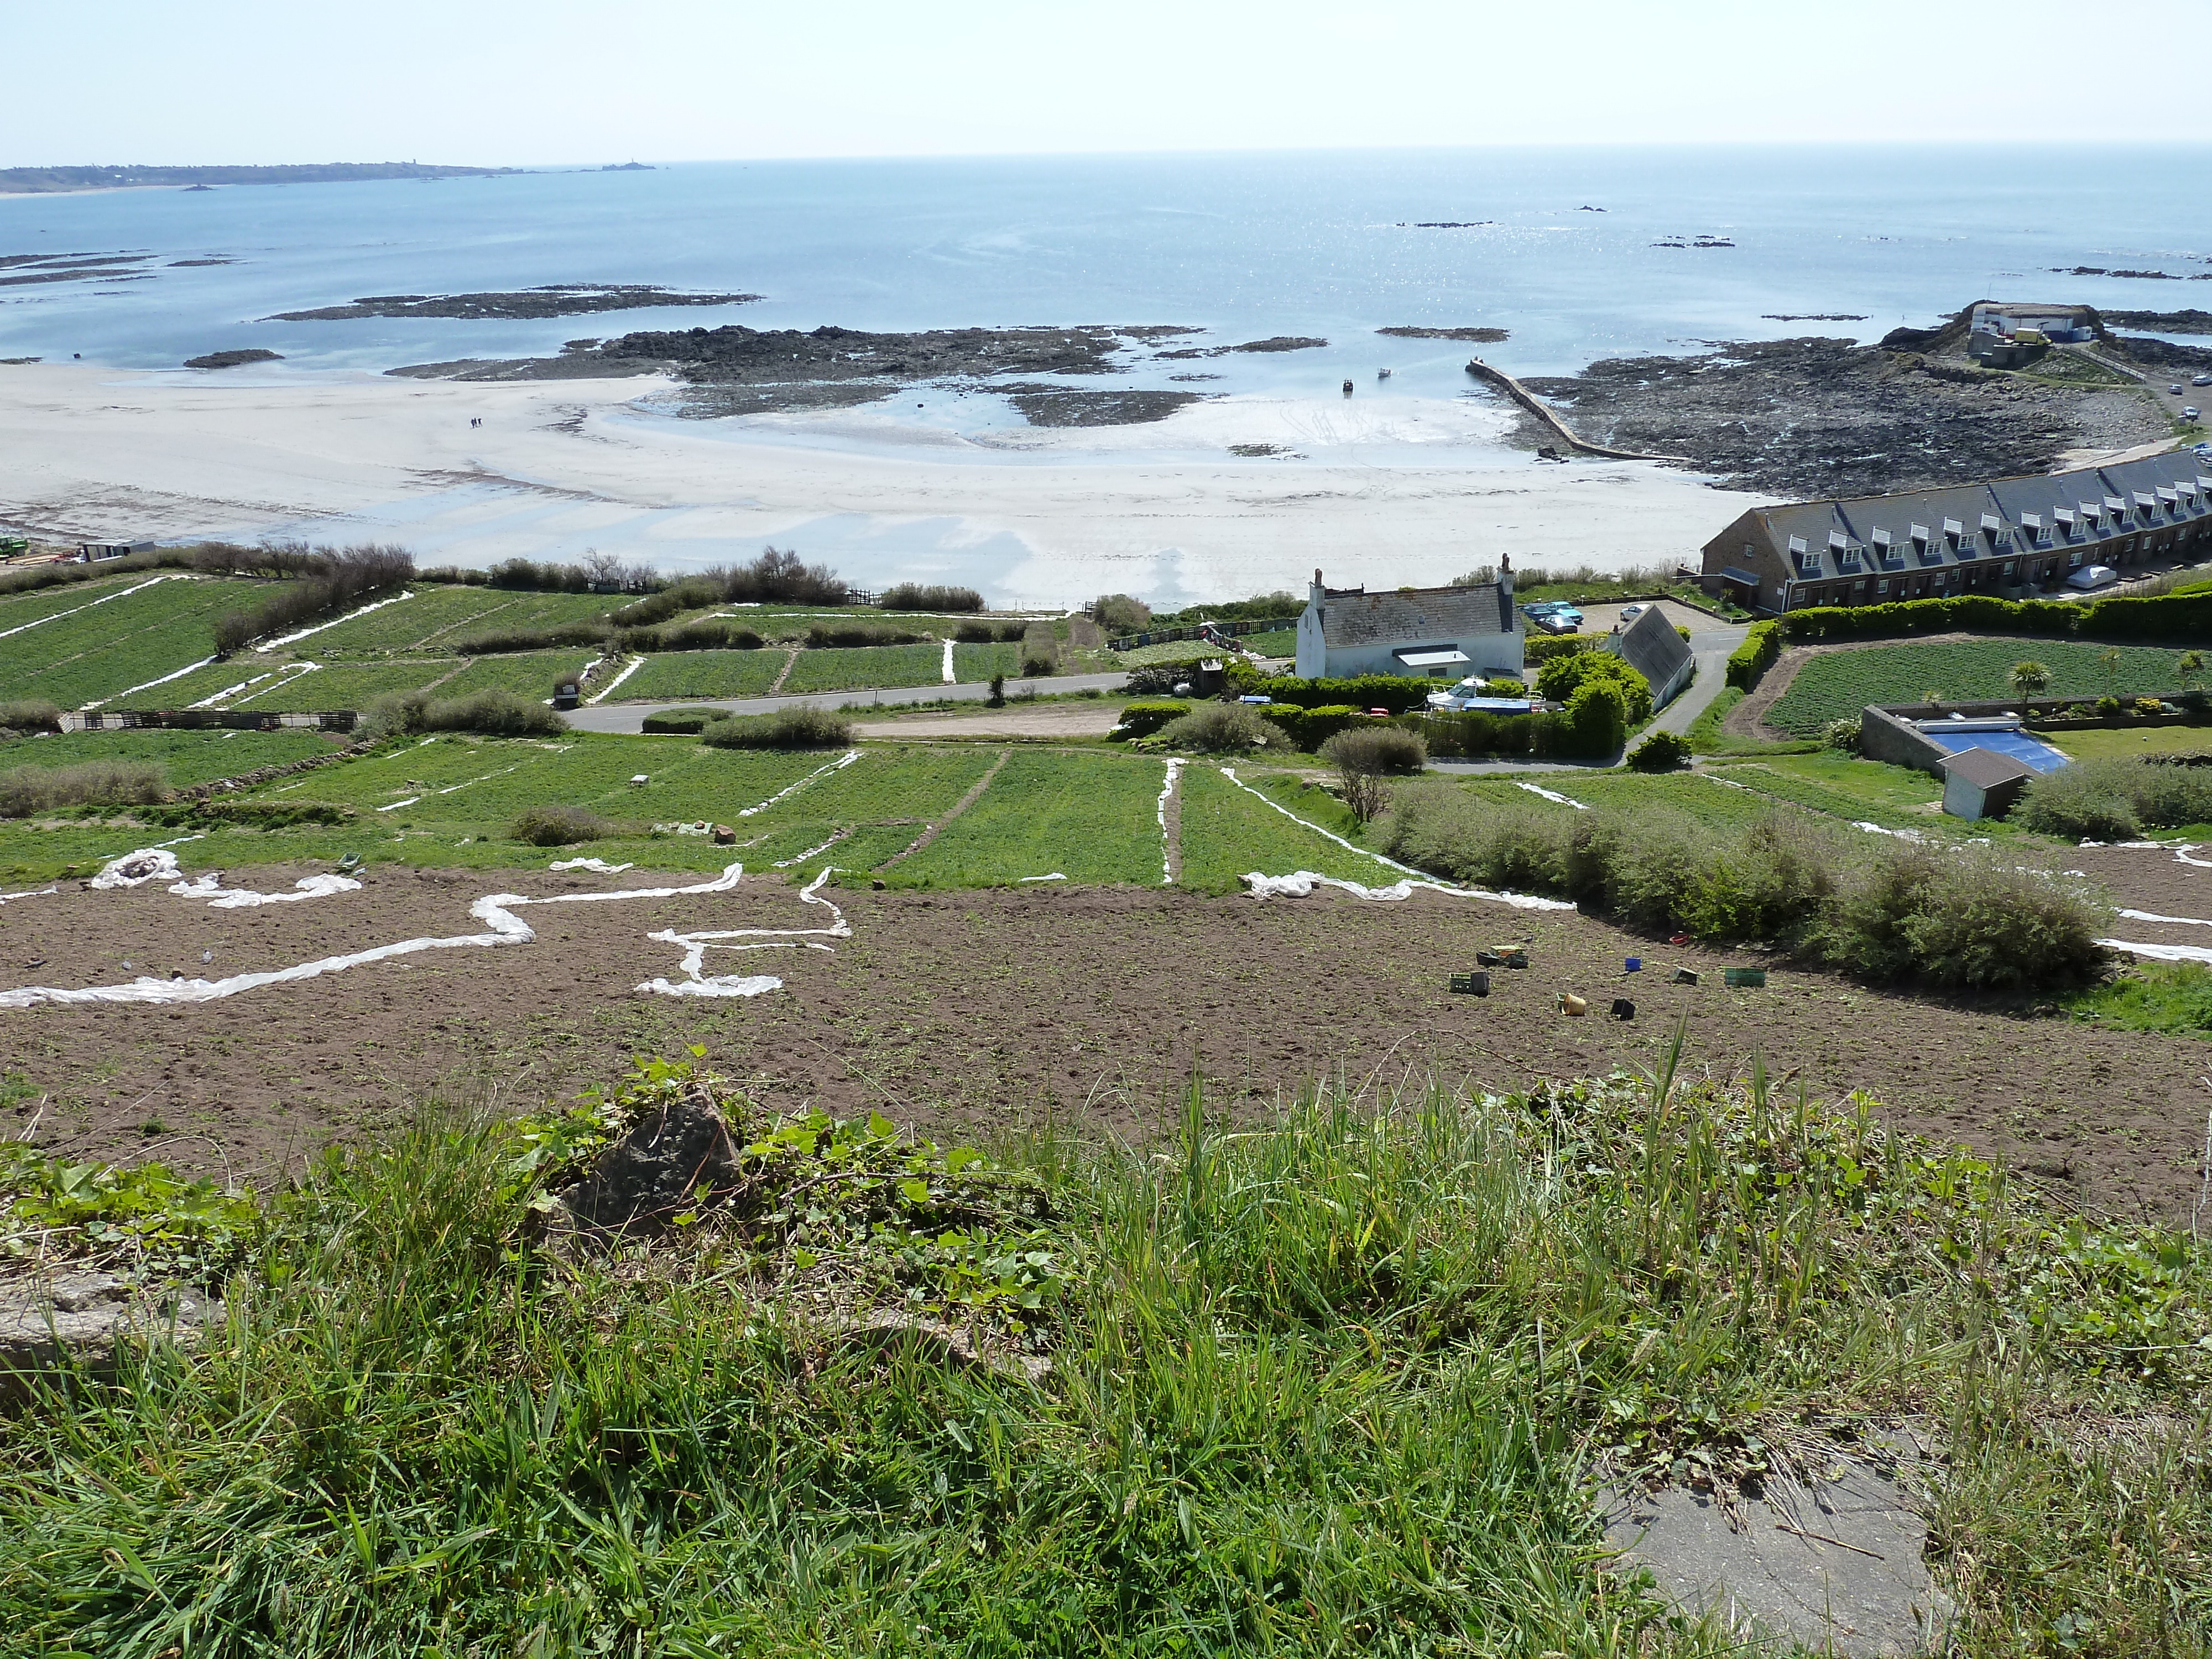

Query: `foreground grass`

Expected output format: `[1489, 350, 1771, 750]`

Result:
[2065, 961, 2212, 1039]
[2, 1051, 2207, 1655]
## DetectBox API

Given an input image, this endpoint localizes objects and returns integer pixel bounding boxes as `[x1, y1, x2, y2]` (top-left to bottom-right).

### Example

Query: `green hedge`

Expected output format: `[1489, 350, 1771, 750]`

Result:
[1727, 621, 1782, 690]
[1776, 589, 2212, 646]
[1259, 703, 1373, 750]
[1524, 634, 1598, 664]
[640, 707, 730, 734]
[1114, 700, 1191, 739]
[1225, 667, 1437, 713]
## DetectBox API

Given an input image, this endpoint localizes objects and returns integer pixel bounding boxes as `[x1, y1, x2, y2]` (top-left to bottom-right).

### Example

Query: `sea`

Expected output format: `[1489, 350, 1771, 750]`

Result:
[3, 144, 2209, 595]
[7, 144, 2209, 391]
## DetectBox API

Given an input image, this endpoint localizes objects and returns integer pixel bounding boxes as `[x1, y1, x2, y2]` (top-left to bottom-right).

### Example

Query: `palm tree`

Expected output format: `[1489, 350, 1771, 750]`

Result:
[2009, 660, 2051, 700]
[2099, 648, 2124, 694]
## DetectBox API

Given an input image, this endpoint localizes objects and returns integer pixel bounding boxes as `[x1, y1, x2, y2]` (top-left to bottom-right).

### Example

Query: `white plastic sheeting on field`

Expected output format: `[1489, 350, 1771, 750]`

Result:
[1240, 870, 1575, 911]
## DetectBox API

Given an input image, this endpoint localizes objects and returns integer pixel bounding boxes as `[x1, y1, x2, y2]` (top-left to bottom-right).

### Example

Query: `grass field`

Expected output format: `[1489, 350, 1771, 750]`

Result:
[431, 649, 603, 700]
[1767, 639, 2195, 734]
[951, 641, 1021, 682]
[306, 586, 619, 654]
[781, 644, 948, 695]
[0, 728, 340, 786]
[617, 649, 787, 702]
[1708, 753, 1949, 831]
[1175, 763, 1400, 891]
[2, 577, 268, 710]
[732, 747, 1000, 868]
[0, 572, 166, 633]
[888, 749, 1169, 888]
[2049, 724, 2212, 760]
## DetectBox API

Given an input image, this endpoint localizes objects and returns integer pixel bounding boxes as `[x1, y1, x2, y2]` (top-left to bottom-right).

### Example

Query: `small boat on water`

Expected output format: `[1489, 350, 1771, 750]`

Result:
[1341, 378, 1354, 395]
[1376, 367, 1392, 379]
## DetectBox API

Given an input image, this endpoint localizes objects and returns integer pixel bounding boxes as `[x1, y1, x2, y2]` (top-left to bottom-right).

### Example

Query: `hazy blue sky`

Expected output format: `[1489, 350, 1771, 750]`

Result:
[4, 0, 2206, 165]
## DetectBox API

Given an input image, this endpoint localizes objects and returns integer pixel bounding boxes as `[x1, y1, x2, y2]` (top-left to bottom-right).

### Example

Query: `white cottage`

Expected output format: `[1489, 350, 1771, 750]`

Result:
[1295, 562, 1525, 681]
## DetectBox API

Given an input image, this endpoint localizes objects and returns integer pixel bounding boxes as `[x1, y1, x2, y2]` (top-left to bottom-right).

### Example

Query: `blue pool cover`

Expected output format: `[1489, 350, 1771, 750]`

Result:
[1923, 729, 2072, 773]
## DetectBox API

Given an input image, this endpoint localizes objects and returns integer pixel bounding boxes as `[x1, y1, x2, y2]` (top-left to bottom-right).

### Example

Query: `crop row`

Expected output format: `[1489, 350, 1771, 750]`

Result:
[3, 577, 269, 709]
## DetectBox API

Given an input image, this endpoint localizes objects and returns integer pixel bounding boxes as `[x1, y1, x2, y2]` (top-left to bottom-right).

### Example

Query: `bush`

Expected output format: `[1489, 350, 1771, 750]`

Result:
[1820, 717, 1862, 754]
[0, 759, 170, 817]
[2017, 756, 2212, 840]
[954, 619, 1027, 643]
[511, 805, 614, 847]
[453, 622, 613, 656]
[0, 700, 62, 734]
[806, 620, 927, 649]
[880, 583, 983, 612]
[1257, 703, 1368, 751]
[1379, 789, 2109, 990]
[722, 546, 848, 607]
[607, 575, 725, 628]
[1020, 622, 1059, 678]
[1114, 700, 1191, 739]
[1091, 593, 1151, 634]
[1627, 729, 1691, 771]
[1319, 726, 1427, 775]
[640, 707, 732, 735]
[1225, 667, 1437, 713]
[362, 689, 565, 739]
[1726, 620, 1782, 690]
[1536, 651, 1652, 723]
[1150, 702, 1294, 753]
[1562, 679, 1630, 756]
[1773, 589, 2212, 647]
[209, 543, 415, 654]
[1522, 633, 1597, 664]
[621, 620, 764, 654]
[699, 705, 855, 749]
[1482, 678, 1528, 698]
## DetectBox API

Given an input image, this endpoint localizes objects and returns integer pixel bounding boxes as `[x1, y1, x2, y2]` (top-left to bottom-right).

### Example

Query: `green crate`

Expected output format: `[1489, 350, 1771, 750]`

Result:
[1723, 967, 1767, 989]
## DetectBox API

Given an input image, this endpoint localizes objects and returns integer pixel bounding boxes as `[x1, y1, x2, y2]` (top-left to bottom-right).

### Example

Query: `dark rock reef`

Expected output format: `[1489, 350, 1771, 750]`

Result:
[183, 348, 283, 369]
[1522, 335, 2167, 498]
[268, 285, 760, 322]
[1378, 326, 1509, 342]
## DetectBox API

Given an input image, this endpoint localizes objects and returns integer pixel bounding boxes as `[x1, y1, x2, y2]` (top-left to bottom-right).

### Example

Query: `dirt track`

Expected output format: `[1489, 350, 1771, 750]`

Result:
[4, 856, 2209, 1219]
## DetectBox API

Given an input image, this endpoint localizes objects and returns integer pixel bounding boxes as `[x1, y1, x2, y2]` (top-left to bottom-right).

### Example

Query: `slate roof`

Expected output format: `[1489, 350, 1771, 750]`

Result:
[1730, 451, 2212, 581]
[1608, 606, 1693, 690]
[1942, 747, 2034, 790]
[1317, 582, 1516, 648]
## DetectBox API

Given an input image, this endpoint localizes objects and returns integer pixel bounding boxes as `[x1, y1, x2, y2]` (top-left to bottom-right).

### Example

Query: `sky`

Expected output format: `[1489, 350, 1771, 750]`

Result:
[3, 0, 2208, 165]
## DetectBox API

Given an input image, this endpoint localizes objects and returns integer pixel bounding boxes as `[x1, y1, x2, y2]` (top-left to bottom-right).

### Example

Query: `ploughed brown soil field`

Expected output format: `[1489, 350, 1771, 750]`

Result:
[3, 853, 2209, 1220]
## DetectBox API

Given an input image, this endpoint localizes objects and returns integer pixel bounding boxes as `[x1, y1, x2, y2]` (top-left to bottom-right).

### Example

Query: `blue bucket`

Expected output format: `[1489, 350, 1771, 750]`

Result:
[1624, 957, 1642, 973]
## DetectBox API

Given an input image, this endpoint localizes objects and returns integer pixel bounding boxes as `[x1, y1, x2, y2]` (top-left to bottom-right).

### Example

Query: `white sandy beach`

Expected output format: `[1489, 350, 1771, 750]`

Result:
[0, 362, 1761, 606]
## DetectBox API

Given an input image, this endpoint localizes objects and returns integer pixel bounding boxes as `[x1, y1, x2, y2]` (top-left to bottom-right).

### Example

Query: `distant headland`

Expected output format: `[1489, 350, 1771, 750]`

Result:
[0, 163, 525, 195]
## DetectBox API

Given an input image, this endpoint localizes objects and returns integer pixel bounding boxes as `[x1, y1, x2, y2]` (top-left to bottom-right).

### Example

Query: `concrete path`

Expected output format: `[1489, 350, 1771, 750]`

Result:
[561, 671, 1131, 735]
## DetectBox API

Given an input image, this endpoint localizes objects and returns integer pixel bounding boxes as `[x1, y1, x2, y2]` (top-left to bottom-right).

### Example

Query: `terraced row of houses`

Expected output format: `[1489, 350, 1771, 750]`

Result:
[1701, 448, 2212, 615]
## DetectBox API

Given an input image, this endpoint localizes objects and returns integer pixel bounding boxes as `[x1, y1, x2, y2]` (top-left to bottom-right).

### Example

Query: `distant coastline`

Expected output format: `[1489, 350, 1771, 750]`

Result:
[0, 163, 524, 196]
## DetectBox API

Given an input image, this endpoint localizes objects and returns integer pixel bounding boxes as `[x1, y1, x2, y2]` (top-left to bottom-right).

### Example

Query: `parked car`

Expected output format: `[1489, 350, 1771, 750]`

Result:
[2194, 373, 2212, 387]
[1520, 601, 1582, 634]
[2187, 407, 2203, 421]
[2172, 384, 2188, 395]
[1618, 604, 1646, 621]
[2065, 564, 2119, 591]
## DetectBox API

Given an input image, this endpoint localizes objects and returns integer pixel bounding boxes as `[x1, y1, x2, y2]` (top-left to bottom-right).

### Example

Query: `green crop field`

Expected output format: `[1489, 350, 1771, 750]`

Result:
[142, 660, 467, 713]
[727, 747, 999, 868]
[432, 650, 603, 701]
[1709, 754, 1948, 831]
[307, 586, 619, 654]
[950, 642, 1020, 682]
[1115, 640, 1218, 667]
[0, 728, 341, 786]
[1243, 628, 1298, 656]
[888, 749, 1167, 888]
[780, 644, 947, 695]
[0, 572, 166, 634]
[2, 576, 270, 709]
[1175, 762, 1399, 891]
[617, 649, 787, 702]
[1766, 639, 2194, 734]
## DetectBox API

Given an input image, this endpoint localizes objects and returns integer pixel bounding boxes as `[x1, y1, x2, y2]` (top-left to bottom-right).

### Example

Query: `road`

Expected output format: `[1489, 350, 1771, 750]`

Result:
[561, 671, 1133, 735]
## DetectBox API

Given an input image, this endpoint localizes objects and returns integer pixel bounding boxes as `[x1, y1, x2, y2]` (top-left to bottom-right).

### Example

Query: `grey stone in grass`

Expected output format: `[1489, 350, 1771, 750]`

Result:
[1604, 1452, 1953, 1657]
[555, 1092, 743, 1235]
[0, 1270, 222, 1392]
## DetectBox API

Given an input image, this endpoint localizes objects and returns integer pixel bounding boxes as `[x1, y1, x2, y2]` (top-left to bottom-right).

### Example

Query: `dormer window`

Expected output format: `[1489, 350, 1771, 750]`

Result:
[1942, 517, 1964, 549]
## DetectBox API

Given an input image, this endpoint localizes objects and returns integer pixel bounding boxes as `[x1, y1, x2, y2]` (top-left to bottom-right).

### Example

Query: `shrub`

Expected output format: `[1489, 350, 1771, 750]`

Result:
[1150, 702, 1293, 753]
[1627, 729, 1691, 771]
[1019, 622, 1060, 678]
[0, 700, 62, 734]
[1319, 726, 1427, 775]
[1536, 651, 1652, 722]
[1482, 678, 1528, 698]
[1562, 679, 1630, 756]
[722, 546, 847, 607]
[421, 691, 565, 737]
[511, 805, 614, 846]
[0, 759, 170, 817]
[454, 622, 614, 656]
[880, 583, 983, 613]
[1726, 620, 1782, 690]
[806, 620, 926, 649]
[2018, 756, 2212, 839]
[1820, 717, 1862, 754]
[1114, 700, 1191, 739]
[1892, 852, 2107, 990]
[1092, 593, 1152, 634]
[607, 575, 726, 629]
[1523, 634, 1597, 664]
[699, 705, 855, 749]
[954, 619, 1027, 643]
[1225, 667, 1436, 714]
[640, 707, 732, 735]
[1260, 703, 1368, 751]
[208, 543, 415, 654]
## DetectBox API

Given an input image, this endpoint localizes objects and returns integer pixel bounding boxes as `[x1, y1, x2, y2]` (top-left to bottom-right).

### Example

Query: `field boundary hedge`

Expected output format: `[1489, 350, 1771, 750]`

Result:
[1727, 621, 1782, 690]
[1777, 589, 2212, 645]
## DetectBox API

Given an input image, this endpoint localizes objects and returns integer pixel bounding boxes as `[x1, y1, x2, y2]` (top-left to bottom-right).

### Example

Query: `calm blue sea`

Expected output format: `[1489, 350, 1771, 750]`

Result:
[4, 144, 2209, 403]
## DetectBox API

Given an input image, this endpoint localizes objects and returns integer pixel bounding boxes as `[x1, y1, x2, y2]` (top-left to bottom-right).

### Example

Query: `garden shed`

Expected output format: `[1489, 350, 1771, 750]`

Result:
[1940, 747, 2035, 821]
[1604, 607, 1695, 709]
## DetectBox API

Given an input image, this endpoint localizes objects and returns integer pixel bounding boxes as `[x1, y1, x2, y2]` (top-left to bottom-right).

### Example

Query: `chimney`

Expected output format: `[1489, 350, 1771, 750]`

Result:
[1310, 567, 1325, 606]
[1498, 552, 1512, 600]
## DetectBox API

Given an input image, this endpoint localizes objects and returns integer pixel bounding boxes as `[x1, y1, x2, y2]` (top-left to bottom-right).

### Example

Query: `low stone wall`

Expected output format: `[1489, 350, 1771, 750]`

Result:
[179, 740, 378, 801]
[1860, 705, 1952, 775]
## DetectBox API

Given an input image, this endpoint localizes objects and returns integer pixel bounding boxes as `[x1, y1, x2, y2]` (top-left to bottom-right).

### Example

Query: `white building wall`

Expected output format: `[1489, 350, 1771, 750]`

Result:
[1321, 635, 1524, 680]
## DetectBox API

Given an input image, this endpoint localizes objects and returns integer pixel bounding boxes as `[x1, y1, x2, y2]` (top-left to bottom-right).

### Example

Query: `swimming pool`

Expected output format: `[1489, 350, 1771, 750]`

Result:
[1923, 729, 2072, 773]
